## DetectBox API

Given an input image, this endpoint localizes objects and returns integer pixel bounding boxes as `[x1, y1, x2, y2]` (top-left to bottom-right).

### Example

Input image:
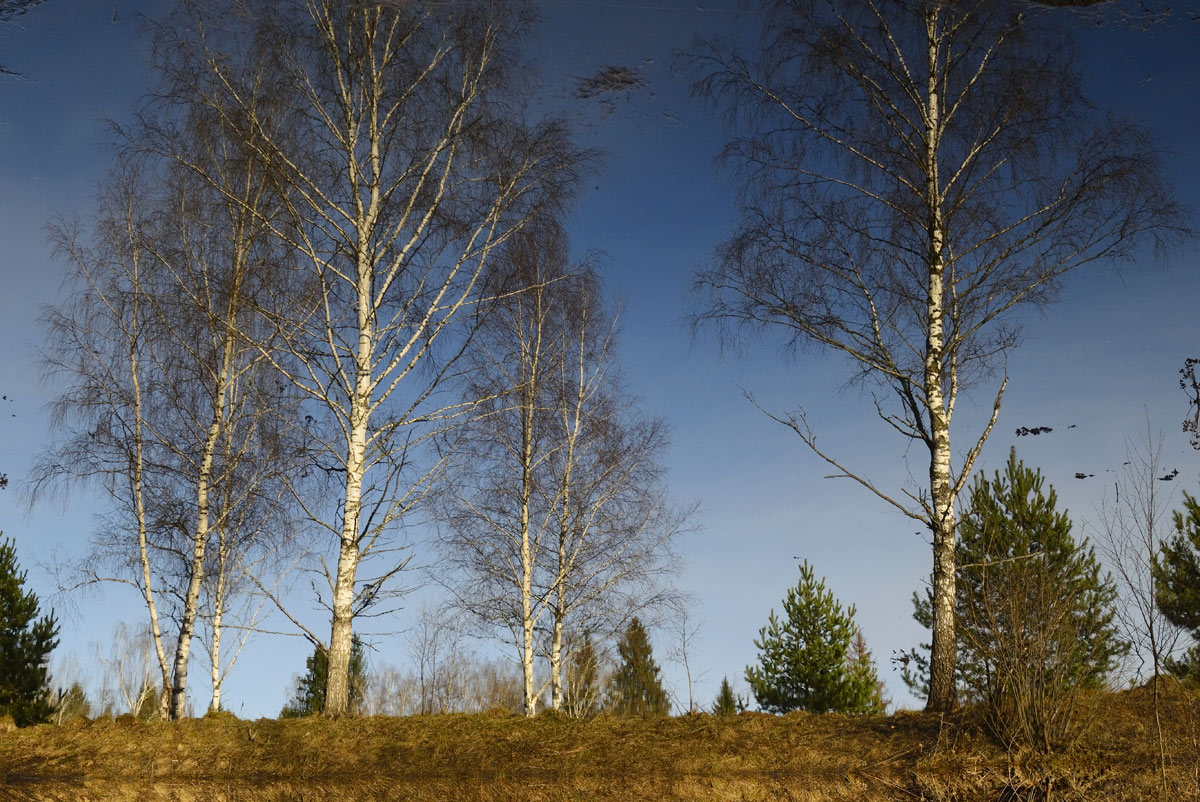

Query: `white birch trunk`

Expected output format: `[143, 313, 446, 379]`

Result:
[125, 246, 173, 721]
[170, 253, 244, 719]
[326, 240, 374, 716]
[169, 411, 220, 719]
[326, 534, 360, 715]
[923, 5, 957, 713]
[519, 347, 540, 717]
[208, 570, 224, 714]
[548, 334, 582, 713]
[208, 411, 236, 715]
[550, 555, 566, 711]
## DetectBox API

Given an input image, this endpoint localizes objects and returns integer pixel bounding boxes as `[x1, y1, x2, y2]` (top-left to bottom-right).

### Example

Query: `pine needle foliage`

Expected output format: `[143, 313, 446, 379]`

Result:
[0, 535, 59, 726]
[712, 676, 738, 717]
[280, 637, 367, 718]
[1154, 491, 1200, 679]
[908, 450, 1124, 695]
[746, 561, 880, 714]
[606, 618, 670, 717]
[906, 449, 1124, 748]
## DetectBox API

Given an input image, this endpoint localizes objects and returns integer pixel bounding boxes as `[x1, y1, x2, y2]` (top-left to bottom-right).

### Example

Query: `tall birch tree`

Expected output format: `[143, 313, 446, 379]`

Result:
[139, 19, 301, 718]
[437, 221, 574, 717]
[189, 0, 582, 715]
[36, 142, 293, 719]
[690, 0, 1185, 711]
[36, 22, 297, 715]
[140, 142, 292, 721]
[541, 274, 686, 712]
[439, 223, 684, 716]
[37, 165, 175, 718]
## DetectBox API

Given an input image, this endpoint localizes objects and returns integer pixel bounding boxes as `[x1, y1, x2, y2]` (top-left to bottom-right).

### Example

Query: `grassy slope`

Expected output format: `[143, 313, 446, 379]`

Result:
[0, 687, 1195, 801]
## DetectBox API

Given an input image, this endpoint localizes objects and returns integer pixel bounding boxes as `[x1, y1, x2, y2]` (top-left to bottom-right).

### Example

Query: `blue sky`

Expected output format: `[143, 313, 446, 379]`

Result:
[1, 0, 1198, 717]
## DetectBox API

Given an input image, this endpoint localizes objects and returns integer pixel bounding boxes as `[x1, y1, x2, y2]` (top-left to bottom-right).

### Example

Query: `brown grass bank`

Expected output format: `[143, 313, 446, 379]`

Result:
[2, 687, 1198, 801]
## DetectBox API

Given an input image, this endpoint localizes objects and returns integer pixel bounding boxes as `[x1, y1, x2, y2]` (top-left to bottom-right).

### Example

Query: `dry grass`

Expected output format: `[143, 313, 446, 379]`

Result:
[2, 689, 1199, 801]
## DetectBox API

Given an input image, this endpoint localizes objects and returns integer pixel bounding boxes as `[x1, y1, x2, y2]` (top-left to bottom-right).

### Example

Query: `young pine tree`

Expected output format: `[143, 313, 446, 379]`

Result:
[847, 630, 889, 714]
[712, 675, 738, 717]
[905, 450, 1124, 703]
[606, 618, 670, 716]
[745, 561, 881, 714]
[0, 536, 59, 726]
[905, 450, 1123, 747]
[280, 636, 367, 717]
[1153, 491, 1200, 678]
[52, 682, 91, 724]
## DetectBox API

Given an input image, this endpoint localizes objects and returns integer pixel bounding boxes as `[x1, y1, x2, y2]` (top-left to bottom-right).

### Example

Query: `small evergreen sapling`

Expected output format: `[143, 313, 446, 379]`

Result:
[848, 630, 890, 714]
[606, 617, 670, 716]
[280, 636, 367, 717]
[745, 561, 881, 714]
[0, 535, 59, 726]
[712, 675, 738, 716]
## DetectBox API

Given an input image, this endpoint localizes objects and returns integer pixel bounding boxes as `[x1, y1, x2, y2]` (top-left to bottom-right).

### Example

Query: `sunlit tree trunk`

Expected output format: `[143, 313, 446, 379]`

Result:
[208, 549, 225, 713]
[520, 362, 540, 717]
[549, 537, 567, 711]
[171, 312, 237, 718]
[922, 5, 957, 714]
[326, 248, 375, 715]
[126, 239, 174, 721]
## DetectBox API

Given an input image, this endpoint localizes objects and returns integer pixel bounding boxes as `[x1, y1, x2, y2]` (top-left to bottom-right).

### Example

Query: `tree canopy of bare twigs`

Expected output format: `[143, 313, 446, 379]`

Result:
[1097, 423, 1182, 792]
[169, 0, 586, 715]
[1098, 424, 1182, 684]
[34, 133, 298, 720]
[538, 260, 689, 714]
[688, 0, 1187, 711]
[437, 221, 686, 717]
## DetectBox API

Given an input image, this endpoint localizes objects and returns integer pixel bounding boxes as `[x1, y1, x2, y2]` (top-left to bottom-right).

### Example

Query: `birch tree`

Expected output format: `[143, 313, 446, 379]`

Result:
[437, 221, 573, 716]
[38, 153, 292, 715]
[689, 0, 1185, 711]
[541, 273, 687, 711]
[440, 223, 685, 715]
[94, 621, 162, 719]
[36, 87, 294, 718]
[37, 165, 175, 718]
[188, 0, 582, 715]
[143, 147, 294, 720]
